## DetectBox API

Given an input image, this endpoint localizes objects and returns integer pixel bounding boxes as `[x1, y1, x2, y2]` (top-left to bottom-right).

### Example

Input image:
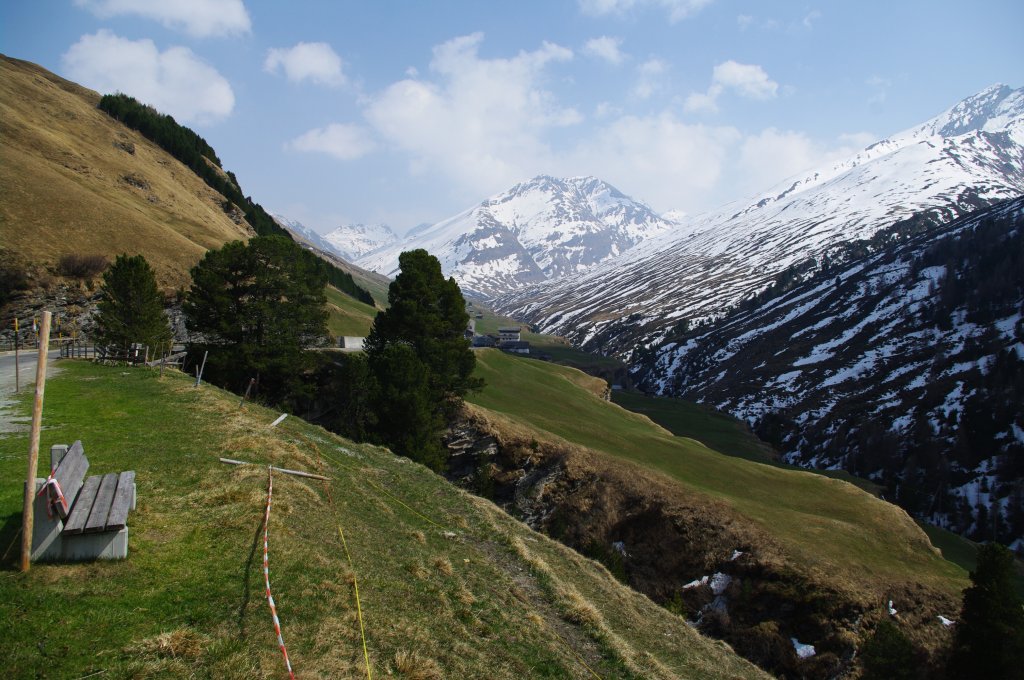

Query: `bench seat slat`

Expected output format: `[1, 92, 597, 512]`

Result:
[84, 473, 118, 533]
[105, 471, 136, 531]
[63, 475, 101, 535]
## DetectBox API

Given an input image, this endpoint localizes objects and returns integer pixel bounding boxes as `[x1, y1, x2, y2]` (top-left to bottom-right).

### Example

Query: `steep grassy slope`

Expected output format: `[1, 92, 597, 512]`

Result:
[467, 350, 965, 596]
[0, 55, 253, 290]
[325, 283, 378, 337]
[0, 361, 766, 679]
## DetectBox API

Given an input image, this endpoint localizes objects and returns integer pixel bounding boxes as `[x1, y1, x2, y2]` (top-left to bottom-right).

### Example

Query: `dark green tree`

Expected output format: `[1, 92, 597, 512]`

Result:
[94, 254, 171, 352]
[948, 542, 1024, 679]
[364, 249, 481, 467]
[183, 236, 328, 405]
[860, 620, 917, 680]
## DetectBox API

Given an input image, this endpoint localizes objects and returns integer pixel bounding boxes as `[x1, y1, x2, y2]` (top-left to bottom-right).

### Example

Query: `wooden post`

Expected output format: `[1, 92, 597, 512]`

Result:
[239, 377, 255, 408]
[13, 318, 19, 394]
[20, 310, 52, 572]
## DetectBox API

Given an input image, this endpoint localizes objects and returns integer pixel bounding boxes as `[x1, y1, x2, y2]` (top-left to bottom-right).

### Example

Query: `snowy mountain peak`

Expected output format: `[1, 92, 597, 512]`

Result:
[899, 83, 1023, 141]
[357, 175, 674, 298]
[324, 223, 399, 261]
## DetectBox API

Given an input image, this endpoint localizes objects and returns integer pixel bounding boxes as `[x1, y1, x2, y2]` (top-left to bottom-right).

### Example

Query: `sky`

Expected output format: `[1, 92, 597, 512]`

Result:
[3, 0, 1023, 235]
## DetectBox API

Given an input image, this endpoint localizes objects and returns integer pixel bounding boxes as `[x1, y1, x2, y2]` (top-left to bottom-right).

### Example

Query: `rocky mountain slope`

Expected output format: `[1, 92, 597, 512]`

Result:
[358, 176, 674, 298]
[634, 197, 1024, 551]
[495, 85, 1024, 359]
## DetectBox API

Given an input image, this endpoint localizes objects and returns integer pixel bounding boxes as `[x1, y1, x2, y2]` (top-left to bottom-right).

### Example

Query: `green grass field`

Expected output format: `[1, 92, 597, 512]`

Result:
[467, 350, 966, 596]
[0, 360, 766, 679]
[324, 284, 378, 338]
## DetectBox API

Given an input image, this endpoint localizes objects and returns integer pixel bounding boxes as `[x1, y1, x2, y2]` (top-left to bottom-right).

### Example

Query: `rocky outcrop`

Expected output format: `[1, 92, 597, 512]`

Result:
[446, 408, 958, 679]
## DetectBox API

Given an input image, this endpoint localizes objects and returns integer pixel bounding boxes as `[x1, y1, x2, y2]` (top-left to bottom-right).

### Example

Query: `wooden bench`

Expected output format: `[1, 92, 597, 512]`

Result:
[30, 440, 137, 562]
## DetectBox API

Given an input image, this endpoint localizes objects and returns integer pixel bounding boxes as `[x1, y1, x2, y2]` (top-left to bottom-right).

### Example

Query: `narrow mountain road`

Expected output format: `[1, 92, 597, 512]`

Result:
[0, 350, 61, 437]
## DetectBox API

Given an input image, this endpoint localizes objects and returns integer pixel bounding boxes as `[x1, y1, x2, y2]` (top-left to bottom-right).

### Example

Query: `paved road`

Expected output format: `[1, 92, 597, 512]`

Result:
[0, 350, 62, 436]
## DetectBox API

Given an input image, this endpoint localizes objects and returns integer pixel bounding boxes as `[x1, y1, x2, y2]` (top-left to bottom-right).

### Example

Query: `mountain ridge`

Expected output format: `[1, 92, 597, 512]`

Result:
[493, 84, 1024, 358]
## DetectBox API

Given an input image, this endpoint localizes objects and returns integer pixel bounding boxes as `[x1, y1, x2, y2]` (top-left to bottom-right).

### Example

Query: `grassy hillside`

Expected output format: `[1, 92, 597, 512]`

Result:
[0, 361, 766, 679]
[467, 350, 966, 597]
[325, 284, 378, 337]
[0, 54, 253, 290]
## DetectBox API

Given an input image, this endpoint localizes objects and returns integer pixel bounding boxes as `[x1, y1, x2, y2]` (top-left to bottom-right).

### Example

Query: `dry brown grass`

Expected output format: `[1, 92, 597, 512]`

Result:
[394, 649, 443, 680]
[0, 55, 253, 290]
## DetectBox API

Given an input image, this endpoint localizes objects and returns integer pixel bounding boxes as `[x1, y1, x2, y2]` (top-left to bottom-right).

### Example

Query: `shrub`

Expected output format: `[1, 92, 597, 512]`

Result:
[58, 253, 109, 279]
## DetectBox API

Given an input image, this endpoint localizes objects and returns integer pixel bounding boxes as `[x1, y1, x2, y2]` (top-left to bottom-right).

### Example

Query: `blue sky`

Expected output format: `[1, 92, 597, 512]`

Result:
[3, 1, 1022, 234]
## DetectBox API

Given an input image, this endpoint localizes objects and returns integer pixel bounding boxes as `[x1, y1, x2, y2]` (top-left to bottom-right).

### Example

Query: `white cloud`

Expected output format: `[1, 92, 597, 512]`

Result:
[583, 36, 626, 65]
[362, 32, 578, 197]
[265, 42, 345, 87]
[685, 60, 778, 113]
[578, 0, 714, 23]
[737, 14, 754, 30]
[735, 128, 877, 197]
[286, 123, 376, 160]
[62, 30, 234, 124]
[561, 113, 740, 210]
[632, 58, 668, 99]
[73, 0, 251, 38]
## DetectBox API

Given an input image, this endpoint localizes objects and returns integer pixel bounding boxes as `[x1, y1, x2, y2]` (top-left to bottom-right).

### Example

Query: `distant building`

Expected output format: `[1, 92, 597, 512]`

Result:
[499, 340, 530, 355]
[498, 326, 522, 343]
[472, 334, 497, 348]
[465, 318, 477, 339]
[339, 336, 365, 351]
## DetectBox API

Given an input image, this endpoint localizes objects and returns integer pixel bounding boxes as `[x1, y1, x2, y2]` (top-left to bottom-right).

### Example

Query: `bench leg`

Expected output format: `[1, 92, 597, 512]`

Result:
[61, 527, 129, 561]
[29, 479, 65, 562]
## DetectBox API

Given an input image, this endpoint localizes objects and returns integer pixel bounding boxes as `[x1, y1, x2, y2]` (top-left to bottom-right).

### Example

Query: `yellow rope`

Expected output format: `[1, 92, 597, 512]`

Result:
[338, 525, 373, 680]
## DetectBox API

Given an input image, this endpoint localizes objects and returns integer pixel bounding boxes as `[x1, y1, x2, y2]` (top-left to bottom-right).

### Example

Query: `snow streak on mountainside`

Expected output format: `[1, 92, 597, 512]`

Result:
[325, 223, 399, 261]
[357, 176, 675, 298]
[634, 197, 1024, 550]
[495, 85, 1024, 358]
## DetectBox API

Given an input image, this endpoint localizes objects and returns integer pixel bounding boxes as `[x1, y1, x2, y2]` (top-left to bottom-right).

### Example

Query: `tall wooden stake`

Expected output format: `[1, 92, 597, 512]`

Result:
[13, 318, 19, 394]
[20, 310, 51, 572]
[194, 350, 208, 387]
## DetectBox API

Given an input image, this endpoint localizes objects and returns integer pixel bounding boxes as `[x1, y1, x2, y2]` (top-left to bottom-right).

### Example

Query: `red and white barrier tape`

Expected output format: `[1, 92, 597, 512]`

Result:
[263, 466, 296, 679]
[36, 469, 69, 519]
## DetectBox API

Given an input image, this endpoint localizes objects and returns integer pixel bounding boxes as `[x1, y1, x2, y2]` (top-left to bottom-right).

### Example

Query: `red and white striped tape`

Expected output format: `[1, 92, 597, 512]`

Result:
[263, 466, 296, 679]
[37, 469, 69, 519]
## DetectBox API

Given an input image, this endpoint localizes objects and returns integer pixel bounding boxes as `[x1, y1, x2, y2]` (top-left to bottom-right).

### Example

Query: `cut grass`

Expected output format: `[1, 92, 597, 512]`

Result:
[0, 360, 767, 679]
[467, 349, 967, 597]
[324, 283, 378, 337]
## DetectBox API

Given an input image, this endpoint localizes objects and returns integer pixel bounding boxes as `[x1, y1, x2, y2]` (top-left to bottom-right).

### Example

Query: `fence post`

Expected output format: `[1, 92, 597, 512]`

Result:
[194, 350, 208, 387]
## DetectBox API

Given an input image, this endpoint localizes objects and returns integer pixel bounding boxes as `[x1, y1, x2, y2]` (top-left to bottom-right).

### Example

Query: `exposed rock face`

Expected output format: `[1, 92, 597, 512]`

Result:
[445, 409, 957, 679]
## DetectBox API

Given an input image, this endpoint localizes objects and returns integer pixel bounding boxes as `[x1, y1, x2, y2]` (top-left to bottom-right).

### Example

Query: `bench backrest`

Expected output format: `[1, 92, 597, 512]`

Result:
[48, 440, 89, 521]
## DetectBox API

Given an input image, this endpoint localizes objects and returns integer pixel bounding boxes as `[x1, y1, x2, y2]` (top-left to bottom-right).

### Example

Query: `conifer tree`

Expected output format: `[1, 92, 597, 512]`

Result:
[948, 542, 1024, 679]
[183, 236, 328, 404]
[364, 249, 482, 468]
[94, 254, 171, 352]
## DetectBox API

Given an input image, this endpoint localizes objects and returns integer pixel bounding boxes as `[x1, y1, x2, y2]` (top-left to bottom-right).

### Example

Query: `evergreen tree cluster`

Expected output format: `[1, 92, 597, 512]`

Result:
[97, 93, 372, 305]
[183, 236, 328, 407]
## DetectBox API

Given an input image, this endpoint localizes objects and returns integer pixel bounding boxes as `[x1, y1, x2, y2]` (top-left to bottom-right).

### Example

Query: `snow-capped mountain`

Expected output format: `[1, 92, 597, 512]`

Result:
[495, 85, 1024, 358]
[324, 223, 399, 261]
[635, 197, 1024, 550]
[357, 176, 675, 298]
[273, 214, 345, 258]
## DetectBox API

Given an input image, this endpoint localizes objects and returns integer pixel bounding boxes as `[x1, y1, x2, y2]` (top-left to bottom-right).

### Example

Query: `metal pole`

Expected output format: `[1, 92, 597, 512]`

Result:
[194, 350, 208, 387]
[20, 311, 52, 571]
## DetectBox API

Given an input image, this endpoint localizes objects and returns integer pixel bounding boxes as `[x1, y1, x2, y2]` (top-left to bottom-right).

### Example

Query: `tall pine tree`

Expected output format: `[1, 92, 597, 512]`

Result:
[94, 254, 171, 352]
[364, 249, 481, 468]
